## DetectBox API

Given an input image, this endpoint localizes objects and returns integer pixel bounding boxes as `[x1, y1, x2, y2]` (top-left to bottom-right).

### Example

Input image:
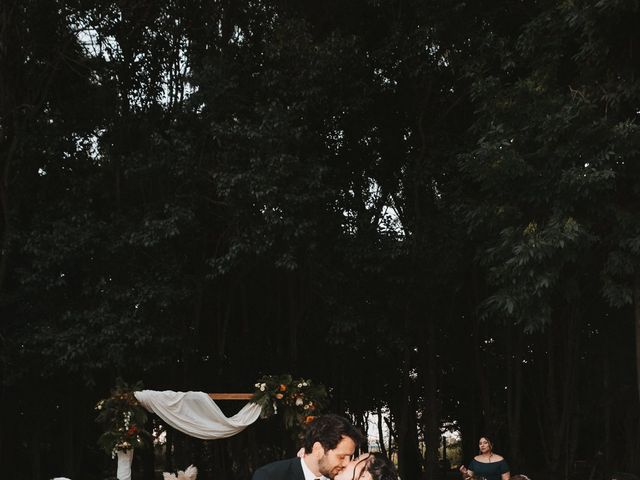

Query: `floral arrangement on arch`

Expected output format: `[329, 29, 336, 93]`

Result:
[251, 374, 327, 432]
[95, 379, 150, 458]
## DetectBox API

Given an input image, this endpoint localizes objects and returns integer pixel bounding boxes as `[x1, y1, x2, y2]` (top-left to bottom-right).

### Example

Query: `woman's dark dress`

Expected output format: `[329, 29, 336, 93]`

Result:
[467, 458, 509, 480]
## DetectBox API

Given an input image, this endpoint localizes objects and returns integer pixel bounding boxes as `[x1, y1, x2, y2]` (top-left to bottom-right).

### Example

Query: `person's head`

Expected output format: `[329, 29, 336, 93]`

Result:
[511, 476, 531, 480]
[334, 453, 398, 480]
[478, 436, 493, 454]
[303, 414, 364, 478]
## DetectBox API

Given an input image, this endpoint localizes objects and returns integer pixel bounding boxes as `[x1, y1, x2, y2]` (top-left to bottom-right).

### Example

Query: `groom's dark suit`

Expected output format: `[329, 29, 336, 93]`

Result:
[252, 457, 306, 480]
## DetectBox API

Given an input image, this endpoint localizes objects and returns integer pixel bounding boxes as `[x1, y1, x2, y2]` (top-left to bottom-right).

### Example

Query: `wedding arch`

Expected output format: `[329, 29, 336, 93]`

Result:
[96, 375, 327, 480]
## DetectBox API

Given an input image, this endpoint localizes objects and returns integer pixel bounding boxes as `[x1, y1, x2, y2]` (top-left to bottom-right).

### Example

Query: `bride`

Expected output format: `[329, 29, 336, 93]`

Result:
[334, 453, 398, 480]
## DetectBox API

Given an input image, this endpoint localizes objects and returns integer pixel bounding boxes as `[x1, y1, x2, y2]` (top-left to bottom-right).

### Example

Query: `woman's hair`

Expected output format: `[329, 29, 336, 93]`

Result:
[363, 452, 398, 480]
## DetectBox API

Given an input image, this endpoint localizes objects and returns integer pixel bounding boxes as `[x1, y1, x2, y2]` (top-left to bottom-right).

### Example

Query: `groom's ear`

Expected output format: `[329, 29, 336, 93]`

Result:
[311, 441, 325, 457]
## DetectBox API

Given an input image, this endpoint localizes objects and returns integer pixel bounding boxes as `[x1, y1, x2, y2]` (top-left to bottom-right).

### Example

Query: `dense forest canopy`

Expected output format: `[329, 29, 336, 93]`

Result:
[1, 1, 640, 479]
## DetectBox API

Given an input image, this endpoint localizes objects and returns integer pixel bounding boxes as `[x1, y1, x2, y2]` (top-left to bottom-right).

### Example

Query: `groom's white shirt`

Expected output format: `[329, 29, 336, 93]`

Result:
[301, 457, 328, 480]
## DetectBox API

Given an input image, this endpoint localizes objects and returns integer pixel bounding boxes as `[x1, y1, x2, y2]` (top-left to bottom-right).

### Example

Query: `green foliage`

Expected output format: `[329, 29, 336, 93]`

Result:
[95, 379, 150, 458]
[251, 374, 327, 437]
[459, 0, 640, 331]
[480, 216, 591, 328]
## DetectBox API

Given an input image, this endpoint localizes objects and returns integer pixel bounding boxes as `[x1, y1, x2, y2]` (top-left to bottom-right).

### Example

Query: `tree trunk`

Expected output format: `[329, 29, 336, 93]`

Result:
[462, 266, 481, 464]
[359, 412, 370, 452]
[397, 345, 420, 480]
[288, 272, 298, 370]
[634, 273, 640, 405]
[530, 304, 580, 479]
[473, 314, 495, 433]
[506, 323, 523, 469]
[377, 406, 388, 458]
[63, 389, 75, 478]
[165, 427, 174, 472]
[424, 317, 440, 479]
[0, 0, 17, 294]
[383, 414, 397, 456]
[30, 430, 41, 480]
[0, 142, 13, 293]
[602, 328, 611, 466]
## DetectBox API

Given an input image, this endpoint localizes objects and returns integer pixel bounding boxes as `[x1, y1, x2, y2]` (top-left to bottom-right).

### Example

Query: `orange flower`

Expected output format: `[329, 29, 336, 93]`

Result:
[279, 384, 287, 392]
[275, 393, 284, 399]
[304, 416, 315, 424]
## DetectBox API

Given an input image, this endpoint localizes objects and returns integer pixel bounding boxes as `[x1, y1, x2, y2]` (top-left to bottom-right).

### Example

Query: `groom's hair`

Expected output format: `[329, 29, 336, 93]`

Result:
[303, 414, 363, 453]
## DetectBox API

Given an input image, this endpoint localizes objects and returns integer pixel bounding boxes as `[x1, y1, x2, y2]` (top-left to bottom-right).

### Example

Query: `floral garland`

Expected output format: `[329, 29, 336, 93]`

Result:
[251, 374, 327, 432]
[95, 379, 150, 458]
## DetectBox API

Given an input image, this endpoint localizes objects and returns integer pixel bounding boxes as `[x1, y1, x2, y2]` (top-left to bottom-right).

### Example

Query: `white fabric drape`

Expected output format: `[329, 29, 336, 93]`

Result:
[113, 391, 261, 479]
[134, 390, 262, 440]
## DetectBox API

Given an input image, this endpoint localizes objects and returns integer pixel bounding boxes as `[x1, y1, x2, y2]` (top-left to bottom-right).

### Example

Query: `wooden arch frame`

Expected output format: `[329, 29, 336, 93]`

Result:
[208, 393, 253, 400]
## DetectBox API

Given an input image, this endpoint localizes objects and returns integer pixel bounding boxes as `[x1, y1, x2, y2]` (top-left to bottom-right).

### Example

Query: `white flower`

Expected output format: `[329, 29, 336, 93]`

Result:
[297, 383, 302, 388]
[255, 383, 260, 388]
[260, 385, 266, 392]
[295, 397, 304, 406]
[302, 382, 308, 387]
[273, 402, 278, 414]
[304, 404, 309, 410]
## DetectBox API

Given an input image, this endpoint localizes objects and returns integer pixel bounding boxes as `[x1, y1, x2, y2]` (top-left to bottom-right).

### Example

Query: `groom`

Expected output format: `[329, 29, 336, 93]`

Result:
[252, 414, 364, 480]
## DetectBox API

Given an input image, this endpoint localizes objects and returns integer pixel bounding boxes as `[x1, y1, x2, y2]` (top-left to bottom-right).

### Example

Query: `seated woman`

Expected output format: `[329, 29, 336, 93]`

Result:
[335, 452, 398, 480]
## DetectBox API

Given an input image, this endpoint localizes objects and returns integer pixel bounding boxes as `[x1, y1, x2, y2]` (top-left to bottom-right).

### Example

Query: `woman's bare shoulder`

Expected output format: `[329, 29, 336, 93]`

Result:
[473, 454, 505, 462]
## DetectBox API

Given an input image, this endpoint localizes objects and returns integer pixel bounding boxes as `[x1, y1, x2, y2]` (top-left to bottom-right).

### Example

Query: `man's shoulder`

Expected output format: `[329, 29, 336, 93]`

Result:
[257, 457, 299, 471]
[252, 457, 302, 480]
